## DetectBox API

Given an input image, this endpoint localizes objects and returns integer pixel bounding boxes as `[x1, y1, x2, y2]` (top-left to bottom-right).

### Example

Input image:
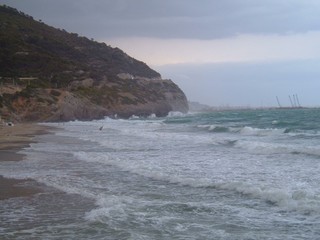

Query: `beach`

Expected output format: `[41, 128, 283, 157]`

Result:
[0, 123, 52, 200]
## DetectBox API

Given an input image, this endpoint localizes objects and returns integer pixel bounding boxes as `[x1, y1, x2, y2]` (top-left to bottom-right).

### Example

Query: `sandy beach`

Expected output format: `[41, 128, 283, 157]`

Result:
[0, 123, 51, 151]
[0, 123, 53, 200]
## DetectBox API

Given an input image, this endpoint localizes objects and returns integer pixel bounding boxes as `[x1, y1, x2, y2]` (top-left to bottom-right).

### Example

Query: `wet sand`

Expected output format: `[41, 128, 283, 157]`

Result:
[0, 123, 54, 200]
[0, 176, 42, 200]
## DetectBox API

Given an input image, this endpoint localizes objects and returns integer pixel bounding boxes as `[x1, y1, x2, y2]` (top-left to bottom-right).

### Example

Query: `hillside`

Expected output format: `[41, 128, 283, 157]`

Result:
[0, 5, 188, 122]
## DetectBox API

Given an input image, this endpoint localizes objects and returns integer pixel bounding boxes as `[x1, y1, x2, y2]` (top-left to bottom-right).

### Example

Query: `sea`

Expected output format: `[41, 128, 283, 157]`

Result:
[1, 108, 320, 239]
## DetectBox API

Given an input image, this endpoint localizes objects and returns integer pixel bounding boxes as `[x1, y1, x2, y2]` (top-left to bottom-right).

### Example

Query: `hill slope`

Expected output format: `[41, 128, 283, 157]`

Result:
[0, 5, 188, 122]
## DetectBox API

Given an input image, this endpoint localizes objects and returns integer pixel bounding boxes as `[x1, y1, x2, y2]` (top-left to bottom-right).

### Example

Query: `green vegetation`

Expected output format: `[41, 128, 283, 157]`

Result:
[0, 5, 160, 85]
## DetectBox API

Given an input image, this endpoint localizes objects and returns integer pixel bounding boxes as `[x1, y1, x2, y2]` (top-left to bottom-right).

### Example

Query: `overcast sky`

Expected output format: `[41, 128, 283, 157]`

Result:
[2, 0, 320, 107]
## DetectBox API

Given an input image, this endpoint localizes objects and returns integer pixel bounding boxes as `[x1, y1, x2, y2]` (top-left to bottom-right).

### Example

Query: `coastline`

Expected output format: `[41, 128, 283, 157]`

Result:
[0, 123, 54, 200]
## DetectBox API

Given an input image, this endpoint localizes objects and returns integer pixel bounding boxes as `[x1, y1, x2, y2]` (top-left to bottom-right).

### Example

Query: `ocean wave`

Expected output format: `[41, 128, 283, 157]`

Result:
[72, 151, 320, 215]
[239, 126, 285, 136]
[160, 176, 320, 214]
[215, 182, 320, 214]
[235, 140, 320, 157]
[167, 111, 188, 118]
[197, 125, 286, 136]
[196, 124, 320, 140]
[85, 195, 135, 223]
[197, 124, 231, 133]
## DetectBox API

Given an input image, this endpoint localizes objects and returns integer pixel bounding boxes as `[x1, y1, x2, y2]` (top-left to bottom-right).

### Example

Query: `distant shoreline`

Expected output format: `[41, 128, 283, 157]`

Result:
[188, 105, 316, 113]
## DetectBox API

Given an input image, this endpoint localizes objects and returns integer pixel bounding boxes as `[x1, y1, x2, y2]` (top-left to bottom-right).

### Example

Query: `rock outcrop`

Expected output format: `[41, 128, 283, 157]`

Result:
[0, 5, 188, 122]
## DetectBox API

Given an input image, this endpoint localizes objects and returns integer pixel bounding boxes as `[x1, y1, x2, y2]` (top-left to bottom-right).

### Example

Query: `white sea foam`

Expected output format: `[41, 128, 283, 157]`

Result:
[167, 111, 187, 117]
[218, 182, 320, 214]
[71, 149, 320, 215]
[85, 195, 135, 223]
[148, 113, 157, 118]
[197, 124, 232, 133]
[235, 139, 320, 156]
[240, 126, 285, 136]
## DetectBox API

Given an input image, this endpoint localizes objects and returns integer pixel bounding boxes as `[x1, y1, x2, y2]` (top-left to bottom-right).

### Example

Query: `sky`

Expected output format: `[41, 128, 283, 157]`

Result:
[2, 0, 320, 107]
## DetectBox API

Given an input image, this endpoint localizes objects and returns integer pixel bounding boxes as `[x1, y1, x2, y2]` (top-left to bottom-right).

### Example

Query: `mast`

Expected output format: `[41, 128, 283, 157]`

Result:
[292, 95, 297, 108]
[295, 94, 301, 107]
[276, 96, 282, 108]
[289, 95, 294, 108]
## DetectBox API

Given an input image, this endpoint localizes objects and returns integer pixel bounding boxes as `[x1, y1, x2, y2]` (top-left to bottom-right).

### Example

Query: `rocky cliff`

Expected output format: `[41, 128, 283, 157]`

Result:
[0, 5, 188, 122]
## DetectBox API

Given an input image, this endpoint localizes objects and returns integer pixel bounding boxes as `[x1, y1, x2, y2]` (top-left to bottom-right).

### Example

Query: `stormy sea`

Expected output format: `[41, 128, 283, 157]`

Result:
[1, 108, 320, 239]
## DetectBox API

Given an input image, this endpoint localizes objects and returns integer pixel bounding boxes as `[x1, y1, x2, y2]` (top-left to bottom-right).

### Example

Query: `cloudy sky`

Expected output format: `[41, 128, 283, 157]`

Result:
[2, 0, 320, 107]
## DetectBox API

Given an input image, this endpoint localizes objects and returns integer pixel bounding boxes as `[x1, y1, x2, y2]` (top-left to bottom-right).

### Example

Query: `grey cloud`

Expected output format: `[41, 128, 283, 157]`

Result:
[1, 0, 320, 39]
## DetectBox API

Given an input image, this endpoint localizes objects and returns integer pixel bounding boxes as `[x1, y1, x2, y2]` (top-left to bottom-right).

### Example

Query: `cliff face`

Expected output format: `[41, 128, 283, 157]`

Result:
[0, 5, 188, 122]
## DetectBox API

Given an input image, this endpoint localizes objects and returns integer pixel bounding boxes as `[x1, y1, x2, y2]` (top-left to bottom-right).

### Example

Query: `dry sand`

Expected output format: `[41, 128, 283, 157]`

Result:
[0, 123, 54, 199]
[0, 123, 50, 151]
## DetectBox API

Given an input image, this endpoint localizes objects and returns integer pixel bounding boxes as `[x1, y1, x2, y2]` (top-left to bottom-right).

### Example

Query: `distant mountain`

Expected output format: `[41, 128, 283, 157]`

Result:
[188, 101, 214, 112]
[0, 5, 188, 121]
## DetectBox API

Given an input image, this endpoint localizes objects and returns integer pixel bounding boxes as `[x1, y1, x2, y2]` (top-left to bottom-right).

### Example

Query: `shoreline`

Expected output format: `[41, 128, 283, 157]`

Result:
[0, 122, 55, 200]
[0, 123, 52, 151]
